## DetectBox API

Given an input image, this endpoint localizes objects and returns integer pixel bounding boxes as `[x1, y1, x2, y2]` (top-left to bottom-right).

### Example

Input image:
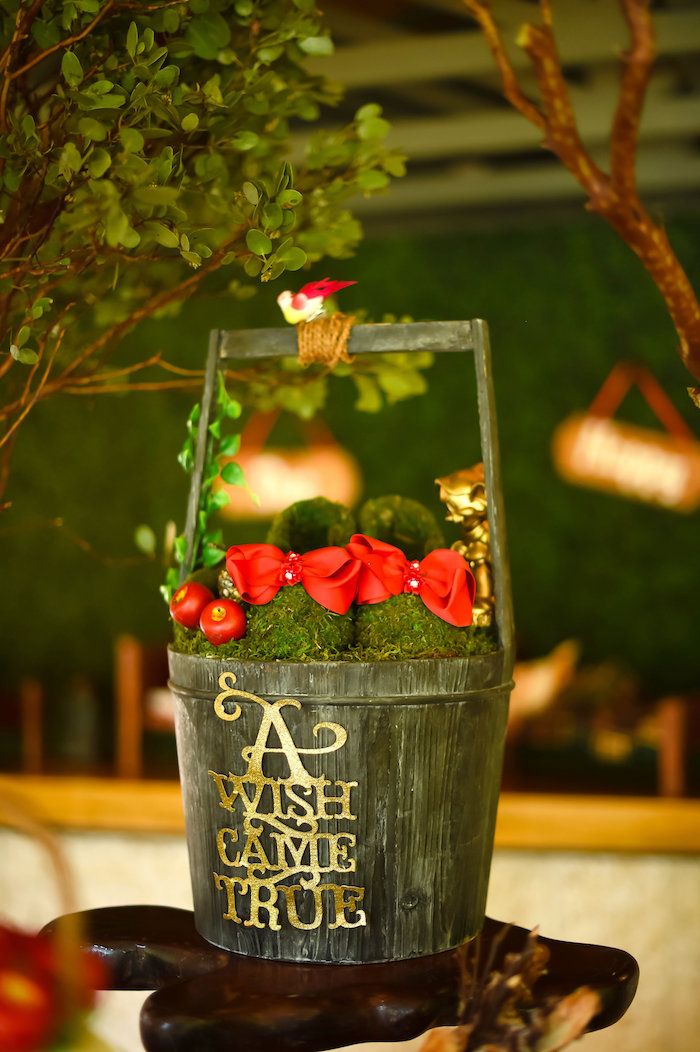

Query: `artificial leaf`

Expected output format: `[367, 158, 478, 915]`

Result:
[246, 228, 272, 255]
[61, 50, 83, 86]
[220, 461, 245, 485]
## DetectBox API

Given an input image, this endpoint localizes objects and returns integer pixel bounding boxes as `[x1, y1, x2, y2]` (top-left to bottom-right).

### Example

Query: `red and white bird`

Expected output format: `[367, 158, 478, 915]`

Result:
[277, 278, 357, 324]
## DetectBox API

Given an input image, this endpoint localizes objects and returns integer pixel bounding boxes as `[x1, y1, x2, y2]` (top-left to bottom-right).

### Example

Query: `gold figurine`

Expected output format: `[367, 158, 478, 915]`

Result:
[435, 463, 494, 627]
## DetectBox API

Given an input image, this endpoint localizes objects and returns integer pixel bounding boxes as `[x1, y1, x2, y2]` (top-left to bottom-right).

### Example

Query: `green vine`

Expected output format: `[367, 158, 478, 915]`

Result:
[162, 373, 246, 602]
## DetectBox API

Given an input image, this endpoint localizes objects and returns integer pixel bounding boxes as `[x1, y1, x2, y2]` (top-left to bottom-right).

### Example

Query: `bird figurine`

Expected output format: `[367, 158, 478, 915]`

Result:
[277, 278, 356, 325]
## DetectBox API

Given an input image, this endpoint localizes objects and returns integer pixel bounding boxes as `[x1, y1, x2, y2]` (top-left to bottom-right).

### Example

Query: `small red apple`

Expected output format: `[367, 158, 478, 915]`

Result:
[169, 582, 214, 629]
[199, 599, 247, 645]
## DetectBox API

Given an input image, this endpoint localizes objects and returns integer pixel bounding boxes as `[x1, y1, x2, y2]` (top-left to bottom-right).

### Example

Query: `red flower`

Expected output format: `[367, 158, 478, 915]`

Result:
[225, 544, 360, 616]
[0, 923, 106, 1051]
[347, 534, 476, 627]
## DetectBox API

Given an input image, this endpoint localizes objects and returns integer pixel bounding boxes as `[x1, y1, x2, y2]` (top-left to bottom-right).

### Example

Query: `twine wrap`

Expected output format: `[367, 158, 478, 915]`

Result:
[297, 313, 355, 368]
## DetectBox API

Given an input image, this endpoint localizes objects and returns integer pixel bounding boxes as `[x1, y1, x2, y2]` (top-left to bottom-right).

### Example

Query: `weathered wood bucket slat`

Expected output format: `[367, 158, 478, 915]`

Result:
[169, 320, 514, 964]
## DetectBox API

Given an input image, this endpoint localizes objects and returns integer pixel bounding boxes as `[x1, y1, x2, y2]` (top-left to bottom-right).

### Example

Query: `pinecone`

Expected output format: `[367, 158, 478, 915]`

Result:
[218, 567, 241, 602]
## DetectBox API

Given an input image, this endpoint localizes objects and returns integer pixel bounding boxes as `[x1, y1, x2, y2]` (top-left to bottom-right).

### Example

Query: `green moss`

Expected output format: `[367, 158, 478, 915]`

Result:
[244, 585, 354, 660]
[354, 594, 497, 660]
[358, 495, 444, 559]
[266, 497, 356, 552]
[172, 621, 251, 659]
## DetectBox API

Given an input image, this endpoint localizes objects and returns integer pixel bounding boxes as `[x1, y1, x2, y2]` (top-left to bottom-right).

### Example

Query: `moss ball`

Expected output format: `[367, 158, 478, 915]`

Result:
[172, 621, 251, 660]
[244, 585, 354, 661]
[358, 495, 444, 559]
[266, 497, 356, 553]
[355, 594, 497, 660]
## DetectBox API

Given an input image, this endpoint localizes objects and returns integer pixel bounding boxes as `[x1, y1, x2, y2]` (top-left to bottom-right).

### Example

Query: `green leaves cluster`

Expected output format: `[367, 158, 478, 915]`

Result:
[164, 371, 248, 599]
[0, 0, 405, 456]
[228, 314, 432, 421]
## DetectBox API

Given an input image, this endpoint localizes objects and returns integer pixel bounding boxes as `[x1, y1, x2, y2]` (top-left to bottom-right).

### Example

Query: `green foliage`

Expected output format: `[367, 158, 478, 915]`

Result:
[169, 373, 246, 597]
[226, 341, 433, 423]
[0, 0, 405, 453]
[358, 495, 444, 560]
[266, 497, 356, 551]
[354, 595, 496, 660]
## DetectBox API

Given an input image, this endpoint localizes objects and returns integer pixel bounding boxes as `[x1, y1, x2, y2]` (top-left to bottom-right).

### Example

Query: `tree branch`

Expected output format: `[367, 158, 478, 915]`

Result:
[610, 0, 655, 197]
[463, 1, 546, 130]
[462, 0, 700, 388]
[10, 1, 115, 81]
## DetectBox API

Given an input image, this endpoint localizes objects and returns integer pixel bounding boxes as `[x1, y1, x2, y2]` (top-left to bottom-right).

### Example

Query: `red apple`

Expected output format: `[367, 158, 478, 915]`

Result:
[169, 582, 214, 629]
[199, 599, 247, 645]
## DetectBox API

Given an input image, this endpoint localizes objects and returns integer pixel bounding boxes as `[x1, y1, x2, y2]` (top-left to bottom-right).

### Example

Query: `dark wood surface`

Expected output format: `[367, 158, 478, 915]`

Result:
[169, 652, 510, 963]
[41, 905, 639, 1052]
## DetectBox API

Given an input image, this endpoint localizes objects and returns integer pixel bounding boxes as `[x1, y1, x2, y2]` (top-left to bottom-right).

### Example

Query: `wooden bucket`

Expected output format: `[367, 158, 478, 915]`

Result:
[168, 649, 511, 963]
[171, 319, 514, 963]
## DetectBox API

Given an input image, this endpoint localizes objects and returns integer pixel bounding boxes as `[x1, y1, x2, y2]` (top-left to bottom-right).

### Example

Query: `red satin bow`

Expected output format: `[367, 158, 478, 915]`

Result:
[346, 533, 476, 627]
[225, 544, 360, 616]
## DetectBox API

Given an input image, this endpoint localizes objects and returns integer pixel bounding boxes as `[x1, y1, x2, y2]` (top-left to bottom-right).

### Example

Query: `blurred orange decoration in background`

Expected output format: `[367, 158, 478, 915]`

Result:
[215, 412, 362, 519]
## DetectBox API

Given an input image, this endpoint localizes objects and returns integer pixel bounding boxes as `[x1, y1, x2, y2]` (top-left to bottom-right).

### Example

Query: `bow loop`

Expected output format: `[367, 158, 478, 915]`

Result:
[226, 544, 359, 615]
[348, 533, 475, 627]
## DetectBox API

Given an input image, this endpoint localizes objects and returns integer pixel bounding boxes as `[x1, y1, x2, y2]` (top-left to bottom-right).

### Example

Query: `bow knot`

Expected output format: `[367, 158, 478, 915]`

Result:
[226, 543, 360, 616]
[347, 534, 476, 627]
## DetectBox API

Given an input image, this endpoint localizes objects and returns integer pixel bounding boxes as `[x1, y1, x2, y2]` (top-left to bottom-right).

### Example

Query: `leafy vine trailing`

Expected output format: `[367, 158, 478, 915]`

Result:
[163, 372, 243, 601]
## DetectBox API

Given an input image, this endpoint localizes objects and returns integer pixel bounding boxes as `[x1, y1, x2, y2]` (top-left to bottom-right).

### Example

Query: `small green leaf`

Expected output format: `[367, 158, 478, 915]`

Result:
[299, 35, 334, 56]
[16, 326, 30, 347]
[202, 544, 225, 568]
[246, 228, 272, 255]
[10, 344, 38, 364]
[258, 44, 284, 63]
[87, 148, 111, 177]
[173, 534, 187, 564]
[244, 256, 263, 277]
[186, 12, 232, 59]
[21, 115, 38, 143]
[357, 168, 390, 191]
[280, 246, 306, 271]
[277, 189, 302, 207]
[134, 524, 157, 555]
[181, 113, 199, 132]
[262, 203, 283, 230]
[126, 21, 138, 59]
[133, 185, 180, 205]
[119, 127, 144, 153]
[358, 116, 391, 140]
[61, 50, 83, 86]
[78, 117, 107, 141]
[221, 461, 244, 486]
[355, 103, 382, 121]
[146, 222, 180, 248]
[232, 131, 259, 151]
[178, 442, 193, 471]
[219, 434, 241, 457]
[207, 491, 230, 512]
[187, 403, 201, 432]
[353, 374, 383, 412]
[208, 418, 221, 439]
[242, 181, 259, 205]
[58, 142, 83, 178]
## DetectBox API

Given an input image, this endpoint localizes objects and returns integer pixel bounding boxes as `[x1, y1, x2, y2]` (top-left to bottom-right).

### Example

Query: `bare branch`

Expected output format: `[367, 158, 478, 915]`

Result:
[463, 1, 546, 129]
[610, 0, 655, 197]
[462, 0, 700, 385]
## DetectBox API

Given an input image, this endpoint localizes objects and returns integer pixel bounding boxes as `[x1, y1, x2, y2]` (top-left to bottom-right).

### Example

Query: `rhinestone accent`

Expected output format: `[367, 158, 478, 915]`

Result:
[280, 551, 302, 586]
[403, 561, 423, 594]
